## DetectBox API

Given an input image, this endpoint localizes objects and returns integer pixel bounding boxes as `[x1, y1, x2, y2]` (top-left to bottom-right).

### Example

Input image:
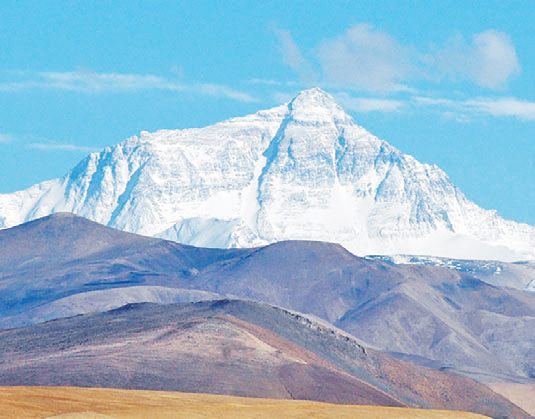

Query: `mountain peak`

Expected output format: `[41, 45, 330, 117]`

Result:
[289, 87, 338, 108]
[1, 88, 534, 261]
[287, 88, 352, 124]
[291, 87, 332, 101]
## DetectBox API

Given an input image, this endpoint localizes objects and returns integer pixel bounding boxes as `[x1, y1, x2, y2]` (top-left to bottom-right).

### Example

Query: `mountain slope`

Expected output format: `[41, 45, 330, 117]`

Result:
[0, 300, 527, 418]
[0, 88, 533, 260]
[0, 212, 246, 327]
[367, 254, 535, 292]
[1, 214, 535, 384]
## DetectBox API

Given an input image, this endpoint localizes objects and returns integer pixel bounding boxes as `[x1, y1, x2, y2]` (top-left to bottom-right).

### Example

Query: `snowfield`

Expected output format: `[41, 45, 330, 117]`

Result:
[0, 88, 534, 261]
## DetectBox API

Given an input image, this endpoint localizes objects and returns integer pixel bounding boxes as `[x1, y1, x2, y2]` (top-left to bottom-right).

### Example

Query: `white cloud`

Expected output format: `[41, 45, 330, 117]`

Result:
[470, 31, 520, 87]
[27, 141, 99, 152]
[435, 30, 520, 88]
[335, 92, 404, 112]
[412, 96, 457, 107]
[277, 25, 520, 92]
[192, 83, 257, 102]
[39, 71, 167, 92]
[249, 78, 298, 87]
[414, 95, 535, 121]
[0, 81, 38, 91]
[0, 71, 257, 102]
[0, 134, 13, 144]
[273, 28, 318, 83]
[465, 97, 535, 120]
[317, 24, 415, 92]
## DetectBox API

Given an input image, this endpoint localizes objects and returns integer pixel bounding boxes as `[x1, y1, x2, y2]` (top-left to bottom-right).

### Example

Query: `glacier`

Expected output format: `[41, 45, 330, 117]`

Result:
[1, 88, 534, 261]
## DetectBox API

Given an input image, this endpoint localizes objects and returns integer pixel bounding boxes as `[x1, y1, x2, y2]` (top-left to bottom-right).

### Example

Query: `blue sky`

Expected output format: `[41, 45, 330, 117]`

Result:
[1, 0, 534, 224]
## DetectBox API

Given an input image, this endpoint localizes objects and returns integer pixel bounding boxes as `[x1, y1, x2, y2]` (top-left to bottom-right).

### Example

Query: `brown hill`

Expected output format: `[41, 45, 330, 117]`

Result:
[1, 214, 535, 385]
[0, 300, 528, 418]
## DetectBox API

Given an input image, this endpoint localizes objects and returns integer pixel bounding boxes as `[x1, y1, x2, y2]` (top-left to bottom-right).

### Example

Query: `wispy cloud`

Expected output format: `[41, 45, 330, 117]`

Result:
[38, 71, 168, 92]
[273, 28, 318, 83]
[191, 83, 257, 102]
[464, 97, 535, 120]
[414, 95, 535, 121]
[276, 24, 521, 92]
[335, 92, 404, 112]
[318, 24, 416, 92]
[432, 30, 520, 88]
[412, 96, 457, 107]
[0, 132, 100, 152]
[27, 141, 99, 152]
[0, 71, 257, 102]
[249, 78, 298, 87]
[0, 134, 13, 144]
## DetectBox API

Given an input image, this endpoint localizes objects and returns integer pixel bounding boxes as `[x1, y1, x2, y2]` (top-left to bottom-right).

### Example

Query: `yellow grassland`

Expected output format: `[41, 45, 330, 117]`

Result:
[0, 386, 490, 419]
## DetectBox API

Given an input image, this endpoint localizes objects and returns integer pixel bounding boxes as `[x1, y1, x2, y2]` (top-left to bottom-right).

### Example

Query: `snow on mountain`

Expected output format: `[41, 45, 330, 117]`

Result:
[366, 255, 535, 291]
[1, 88, 534, 261]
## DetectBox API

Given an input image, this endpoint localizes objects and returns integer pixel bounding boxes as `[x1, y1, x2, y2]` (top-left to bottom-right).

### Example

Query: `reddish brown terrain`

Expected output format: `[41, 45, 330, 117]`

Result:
[0, 215, 533, 417]
[0, 300, 528, 418]
[1, 214, 534, 389]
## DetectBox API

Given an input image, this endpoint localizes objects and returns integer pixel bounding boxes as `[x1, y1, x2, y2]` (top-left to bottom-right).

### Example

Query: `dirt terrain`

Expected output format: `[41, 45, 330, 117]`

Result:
[488, 383, 535, 416]
[2, 214, 535, 386]
[0, 386, 490, 419]
[0, 300, 528, 417]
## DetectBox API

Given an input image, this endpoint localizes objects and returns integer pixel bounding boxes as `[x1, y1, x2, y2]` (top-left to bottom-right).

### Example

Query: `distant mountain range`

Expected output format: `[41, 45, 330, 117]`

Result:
[2, 213, 535, 386]
[1, 88, 534, 261]
[367, 254, 535, 291]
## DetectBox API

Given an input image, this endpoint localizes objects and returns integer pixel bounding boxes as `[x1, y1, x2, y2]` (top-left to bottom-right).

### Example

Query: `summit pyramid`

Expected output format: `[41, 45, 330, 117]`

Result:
[1, 88, 533, 261]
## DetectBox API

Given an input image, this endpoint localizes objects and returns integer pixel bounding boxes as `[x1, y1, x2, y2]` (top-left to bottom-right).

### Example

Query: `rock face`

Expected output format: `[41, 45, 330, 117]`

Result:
[0, 299, 529, 418]
[0, 88, 534, 260]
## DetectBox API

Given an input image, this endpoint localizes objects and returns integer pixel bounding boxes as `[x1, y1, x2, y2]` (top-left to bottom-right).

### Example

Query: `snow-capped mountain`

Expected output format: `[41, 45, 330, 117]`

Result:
[1, 88, 534, 261]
